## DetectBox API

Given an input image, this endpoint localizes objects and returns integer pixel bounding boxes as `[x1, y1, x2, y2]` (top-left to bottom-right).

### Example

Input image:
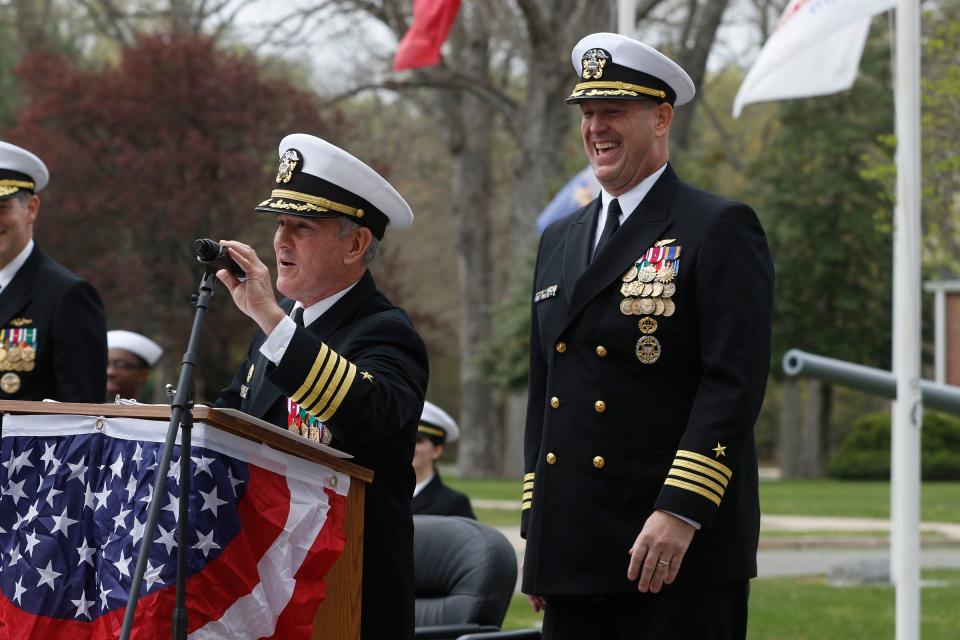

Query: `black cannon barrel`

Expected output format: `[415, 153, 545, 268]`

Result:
[782, 349, 960, 415]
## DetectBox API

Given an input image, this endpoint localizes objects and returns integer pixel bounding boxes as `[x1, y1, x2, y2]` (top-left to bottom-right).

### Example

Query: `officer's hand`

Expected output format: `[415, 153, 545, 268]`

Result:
[526, 594, 546, 613]
[216, 240, 285, 335]
[626, 510, 695, 594]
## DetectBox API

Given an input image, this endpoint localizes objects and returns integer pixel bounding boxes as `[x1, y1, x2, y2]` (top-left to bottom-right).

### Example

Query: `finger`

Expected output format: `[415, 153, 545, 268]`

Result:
[648, 557, 669, 593]
[526, 594, 544, 613]
[638, 554, 659, 593]
[224, 245, 262, 271]
[663, 552, 684, 585]
[216, 269, 240, 293]
[626, 543, 647, 581]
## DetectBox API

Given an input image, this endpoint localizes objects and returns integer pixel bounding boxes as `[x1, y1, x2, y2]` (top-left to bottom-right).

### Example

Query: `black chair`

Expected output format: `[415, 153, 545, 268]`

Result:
[413, 515, 519, 640]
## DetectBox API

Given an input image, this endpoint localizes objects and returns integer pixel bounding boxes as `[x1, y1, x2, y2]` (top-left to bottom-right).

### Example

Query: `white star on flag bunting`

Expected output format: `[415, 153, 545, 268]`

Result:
[0, 413, 349, 638]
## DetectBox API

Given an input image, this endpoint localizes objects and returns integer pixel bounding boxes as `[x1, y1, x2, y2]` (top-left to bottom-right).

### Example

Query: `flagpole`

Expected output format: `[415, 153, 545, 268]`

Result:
[617, 0, 637, 37]
[891, 1, 922, 638]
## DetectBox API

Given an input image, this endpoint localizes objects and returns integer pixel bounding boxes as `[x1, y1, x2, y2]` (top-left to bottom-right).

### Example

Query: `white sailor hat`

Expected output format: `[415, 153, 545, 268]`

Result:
[0, 140, 49, 199]
[255, 133, 413, 240]
[107, 330, 164, 367]
[418, 400, 459, 445]
[566, 33, 695, 106]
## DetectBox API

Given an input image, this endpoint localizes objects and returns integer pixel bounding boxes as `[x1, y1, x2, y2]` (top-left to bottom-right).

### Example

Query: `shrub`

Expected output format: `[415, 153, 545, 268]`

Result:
[827, 410, 960, 480]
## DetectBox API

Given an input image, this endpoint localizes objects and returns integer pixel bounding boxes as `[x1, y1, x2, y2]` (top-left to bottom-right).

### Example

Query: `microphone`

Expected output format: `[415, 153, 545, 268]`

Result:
[193, 239, 245, 280]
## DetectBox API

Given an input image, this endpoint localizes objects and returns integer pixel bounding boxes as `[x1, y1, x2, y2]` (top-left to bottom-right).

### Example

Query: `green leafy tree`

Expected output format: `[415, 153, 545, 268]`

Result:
[748, 23, 896, 472]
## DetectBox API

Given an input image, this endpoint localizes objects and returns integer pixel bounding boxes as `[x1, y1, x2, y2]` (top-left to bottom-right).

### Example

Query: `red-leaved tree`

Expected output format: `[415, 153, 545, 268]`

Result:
[5, 34, 340, 399]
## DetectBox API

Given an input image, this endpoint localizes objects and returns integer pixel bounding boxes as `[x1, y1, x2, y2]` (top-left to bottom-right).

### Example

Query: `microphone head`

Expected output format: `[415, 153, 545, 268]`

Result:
[193, 238, 222, 262]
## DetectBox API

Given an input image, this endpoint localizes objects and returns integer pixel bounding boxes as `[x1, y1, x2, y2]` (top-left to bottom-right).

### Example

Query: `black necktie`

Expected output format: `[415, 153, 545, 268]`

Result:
[592, 198, 622, 262]
[292, 306, 305, 327]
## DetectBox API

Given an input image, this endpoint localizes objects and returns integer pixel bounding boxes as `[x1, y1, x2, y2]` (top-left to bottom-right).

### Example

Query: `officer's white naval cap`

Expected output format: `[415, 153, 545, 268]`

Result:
[566, 32, 695, 106]
[255, 133, 413, 240]
[0, 140, 49, 199]
[418, 400, 460, 445]
[108, 330, 164, 367]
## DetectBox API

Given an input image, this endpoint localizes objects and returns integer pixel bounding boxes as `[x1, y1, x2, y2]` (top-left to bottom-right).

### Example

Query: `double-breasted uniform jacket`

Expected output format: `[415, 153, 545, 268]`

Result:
[521, 164, 773, 597]
[412, 472, 476, 519]
[0, 245, 107, 402]
[216, 270, 429, 639]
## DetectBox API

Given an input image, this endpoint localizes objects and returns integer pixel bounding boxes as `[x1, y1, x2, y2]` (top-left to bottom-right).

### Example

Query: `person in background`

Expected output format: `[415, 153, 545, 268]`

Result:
[106, 329, 163, 401]
[0, 140, 107, 402]
[412, 400, 475, 519]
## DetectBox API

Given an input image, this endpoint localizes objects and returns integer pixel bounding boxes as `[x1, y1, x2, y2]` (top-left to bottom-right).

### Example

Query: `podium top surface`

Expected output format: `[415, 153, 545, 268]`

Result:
[0, 400, 373, 483]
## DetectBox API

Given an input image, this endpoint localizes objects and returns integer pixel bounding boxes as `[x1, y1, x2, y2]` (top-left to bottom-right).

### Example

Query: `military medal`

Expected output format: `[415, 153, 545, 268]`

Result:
[620, 283, 632, 297]
[637, 298, 656, 315]
[662, 282, 676, 298]
[638, 266, 657, 283]
[654, 297, 666, 316]
[1, 372, 20, 394]
[622, 265, 638, 282]
[651, 282, 664, 297]
[628, 281, 642, 296]
[635, 336, 661, 364]
[655, 264, 675, 283]
[663, 299, 676, 317]
[638, 316, 658, 334]
[619, 299, 634, 315]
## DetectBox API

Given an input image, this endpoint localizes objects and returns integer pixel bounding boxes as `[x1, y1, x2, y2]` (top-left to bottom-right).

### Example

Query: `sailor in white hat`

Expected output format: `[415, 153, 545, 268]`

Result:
[411, 400, 475, 519]
[0, 140, 107, 402]
[519, 33, 773, 640]
[106, 330, 163, 401]
[213, 134, 428, 640]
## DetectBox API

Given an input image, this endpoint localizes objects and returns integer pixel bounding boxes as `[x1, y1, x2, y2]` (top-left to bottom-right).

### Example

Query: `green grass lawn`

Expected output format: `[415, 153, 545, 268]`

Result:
[498, 570, 960, 637]
[445, 477, 960, 523]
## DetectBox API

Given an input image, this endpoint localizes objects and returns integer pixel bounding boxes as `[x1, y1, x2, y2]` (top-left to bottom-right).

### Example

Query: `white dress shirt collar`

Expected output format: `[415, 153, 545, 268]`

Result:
[292, 277, 361, 327]
[593, 163, 668, 248]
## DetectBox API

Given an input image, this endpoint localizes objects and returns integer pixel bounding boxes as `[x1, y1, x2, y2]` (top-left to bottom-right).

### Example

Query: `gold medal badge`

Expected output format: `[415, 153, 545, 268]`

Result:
[636, 336, 661, 364]
[663, 299, 676, 317]
[1, 372, 21, 394]
[622, 265, 639, 282]
[662, 282, 676, 299]
[653, 297, 666, 316]
[619, 299, 634, 316]
[638, 316, 658, 334]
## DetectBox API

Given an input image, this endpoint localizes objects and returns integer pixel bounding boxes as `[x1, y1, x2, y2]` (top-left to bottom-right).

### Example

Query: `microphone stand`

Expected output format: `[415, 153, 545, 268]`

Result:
[120, 269, 216, 640]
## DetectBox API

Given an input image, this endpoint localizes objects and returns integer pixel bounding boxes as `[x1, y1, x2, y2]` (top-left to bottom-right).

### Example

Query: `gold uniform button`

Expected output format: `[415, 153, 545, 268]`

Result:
[594, 400, 606, 413]
[550, 397, 560, 409]
[546, 452, 557, 464]
[556, 342, 567, 353]
[595, 345, 608, 357]
[593, 456, 605, 469]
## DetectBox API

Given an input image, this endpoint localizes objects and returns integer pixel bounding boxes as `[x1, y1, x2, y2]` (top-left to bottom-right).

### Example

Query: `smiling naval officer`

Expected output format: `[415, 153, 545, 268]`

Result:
[214, 133, 428, 640]
[520, 33, 774, 639]
[0, 140, 107, 402]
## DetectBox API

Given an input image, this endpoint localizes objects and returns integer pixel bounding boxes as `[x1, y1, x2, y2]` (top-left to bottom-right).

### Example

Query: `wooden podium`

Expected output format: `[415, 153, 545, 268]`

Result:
[0, 400, 372, 640]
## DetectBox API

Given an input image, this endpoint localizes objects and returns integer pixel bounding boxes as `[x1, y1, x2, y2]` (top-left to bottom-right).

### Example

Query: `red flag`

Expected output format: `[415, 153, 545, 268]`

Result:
[393, 0, 462, 71]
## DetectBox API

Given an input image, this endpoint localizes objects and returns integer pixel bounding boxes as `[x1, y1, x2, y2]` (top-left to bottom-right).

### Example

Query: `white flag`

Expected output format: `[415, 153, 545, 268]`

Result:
[732, 0, 895, 117]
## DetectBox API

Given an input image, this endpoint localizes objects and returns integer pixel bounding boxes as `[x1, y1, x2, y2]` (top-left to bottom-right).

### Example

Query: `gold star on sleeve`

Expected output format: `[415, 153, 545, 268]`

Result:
[712, 442, 727, 458]
[361, 371, 374, 382]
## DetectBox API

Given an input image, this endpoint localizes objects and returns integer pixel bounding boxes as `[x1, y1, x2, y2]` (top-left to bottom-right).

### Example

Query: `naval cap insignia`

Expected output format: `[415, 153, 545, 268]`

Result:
[275, 148, 301, 184]
[581, 48, 611, 80]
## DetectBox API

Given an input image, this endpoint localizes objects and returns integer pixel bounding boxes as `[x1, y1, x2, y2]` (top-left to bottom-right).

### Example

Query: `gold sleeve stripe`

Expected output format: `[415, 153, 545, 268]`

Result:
[668, 469, 726, 498]
[523, 481, 534, 491]
[524, 472, 535, 481]
[664, 478, 721, 506]
[522, 491, 533, 500]
[302, 354, 345, 412]
[521, 502, 532, 510]
[672, 458, 729, 487]
[676, 450, 732, 478]
[316, 362, 357, 422]
[291, 344, 331, 403]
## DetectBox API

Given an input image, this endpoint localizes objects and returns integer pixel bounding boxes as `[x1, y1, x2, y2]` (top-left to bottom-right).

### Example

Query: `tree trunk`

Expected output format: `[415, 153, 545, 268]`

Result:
[446, 4, 501, 478]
